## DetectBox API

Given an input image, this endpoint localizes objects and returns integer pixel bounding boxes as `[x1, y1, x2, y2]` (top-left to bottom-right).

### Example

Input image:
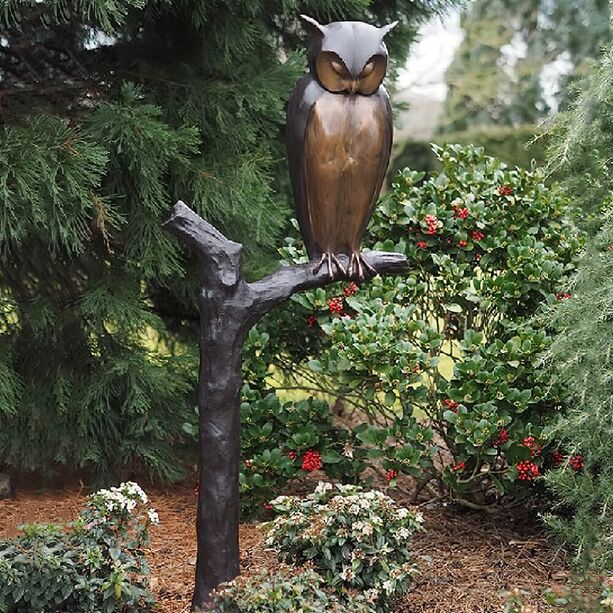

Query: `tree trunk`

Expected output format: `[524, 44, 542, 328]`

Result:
[163, 201, 408, 611]
[192, 305, 245, 607]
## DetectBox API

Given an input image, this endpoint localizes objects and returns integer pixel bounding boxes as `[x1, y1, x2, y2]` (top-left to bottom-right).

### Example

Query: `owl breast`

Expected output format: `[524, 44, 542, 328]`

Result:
[303, 90, 390, 255]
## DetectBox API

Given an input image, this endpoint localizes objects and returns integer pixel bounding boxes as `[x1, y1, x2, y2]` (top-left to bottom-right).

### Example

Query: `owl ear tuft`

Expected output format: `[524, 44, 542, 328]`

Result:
[379, 21, 398, 37]
[300, 14, 326, 37]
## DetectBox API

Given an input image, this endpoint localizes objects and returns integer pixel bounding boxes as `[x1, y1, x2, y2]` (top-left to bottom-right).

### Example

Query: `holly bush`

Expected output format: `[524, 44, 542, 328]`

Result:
[238, 382, 366, 518]
[255, 144, 582, 508]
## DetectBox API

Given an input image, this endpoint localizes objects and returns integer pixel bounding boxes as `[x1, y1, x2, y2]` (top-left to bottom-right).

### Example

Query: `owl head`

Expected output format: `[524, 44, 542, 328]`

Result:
[301, 15, 397, 95]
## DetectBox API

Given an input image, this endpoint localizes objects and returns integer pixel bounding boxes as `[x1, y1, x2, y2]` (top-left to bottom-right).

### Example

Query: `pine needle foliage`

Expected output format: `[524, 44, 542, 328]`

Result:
[541, 46, 613, 571]
[0, 0, 457, 483]
[546, 46, 613, 233]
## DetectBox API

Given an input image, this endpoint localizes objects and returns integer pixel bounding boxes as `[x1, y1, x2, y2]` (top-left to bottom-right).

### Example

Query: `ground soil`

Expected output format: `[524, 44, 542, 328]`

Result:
[0, 482, 568, 612]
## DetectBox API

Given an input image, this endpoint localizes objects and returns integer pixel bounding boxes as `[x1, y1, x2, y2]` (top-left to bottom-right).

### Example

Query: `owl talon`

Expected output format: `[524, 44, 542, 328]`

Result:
[312, 253, 347, 279]
[349, 252, 377, 280]
[329, 254, 347, 278]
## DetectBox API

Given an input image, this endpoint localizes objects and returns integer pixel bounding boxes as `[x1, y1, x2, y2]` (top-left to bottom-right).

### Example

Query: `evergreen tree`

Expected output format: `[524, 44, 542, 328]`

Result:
[541, 46, 613, 571]
[0, 1, 455, 483]
[442, 0, 611, 132]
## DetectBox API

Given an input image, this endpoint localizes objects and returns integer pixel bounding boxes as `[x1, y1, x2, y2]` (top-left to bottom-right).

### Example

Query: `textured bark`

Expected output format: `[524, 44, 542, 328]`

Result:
[163, 201, 408, 610]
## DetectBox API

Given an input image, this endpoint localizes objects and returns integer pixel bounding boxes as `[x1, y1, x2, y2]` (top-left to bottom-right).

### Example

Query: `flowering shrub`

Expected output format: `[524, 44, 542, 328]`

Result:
[265, 482, 423, 611]
[258, 144, 582, 508]
[0, 482, 157, 612]
[211, 565, 373, 612]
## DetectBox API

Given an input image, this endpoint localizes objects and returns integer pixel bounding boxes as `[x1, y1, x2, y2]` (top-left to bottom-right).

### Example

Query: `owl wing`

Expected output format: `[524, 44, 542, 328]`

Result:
[357, 85, 393, 244]
[286, 74, 326, 260]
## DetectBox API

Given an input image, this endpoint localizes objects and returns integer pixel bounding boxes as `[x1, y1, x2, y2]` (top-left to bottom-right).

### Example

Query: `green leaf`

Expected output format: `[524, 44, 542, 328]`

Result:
[307, 360, 323, 373]
[445, 303, 463, 313]
[321, 449, 342, 464]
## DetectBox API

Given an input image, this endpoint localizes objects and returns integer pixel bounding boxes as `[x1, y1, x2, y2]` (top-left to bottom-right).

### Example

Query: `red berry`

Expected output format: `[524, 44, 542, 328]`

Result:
[306, 315, 318, 327]
[471, 230, 485, 242]
[343, 282, 358, 297]
[452, 461, 465, 472]
[492, 428, 509, 448]
[498, 184, 513, 196]
[424, 214, 439, 235]
[458, 240, 468, 248]
[288, 451, 297, 460]
[516, 460, 539, 481]
[301, 449, 322, 472]
[552, 450, 565, 466]
[569, 455, 584, 472]
[385, 469, 398, 482]
[443, 399, 459, 411]
[327, 297, 344, 314]
[417, 241, 427, 249]
[523, 436, 542, 457]
[474, 253, 481, 262]
[555, 292, 572, 300]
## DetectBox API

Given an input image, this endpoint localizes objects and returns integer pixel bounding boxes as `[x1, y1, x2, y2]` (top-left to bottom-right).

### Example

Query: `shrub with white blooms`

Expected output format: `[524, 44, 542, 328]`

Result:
[266, 482, 424, 611]
[87, 481, 158, 524]
[82, 481, 159, 549]
[0, 481, 158, 612]
[212, 564, 374, 612]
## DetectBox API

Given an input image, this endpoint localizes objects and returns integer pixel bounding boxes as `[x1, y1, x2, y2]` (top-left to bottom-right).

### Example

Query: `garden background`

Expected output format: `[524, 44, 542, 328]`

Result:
[0, 1, 611, 612]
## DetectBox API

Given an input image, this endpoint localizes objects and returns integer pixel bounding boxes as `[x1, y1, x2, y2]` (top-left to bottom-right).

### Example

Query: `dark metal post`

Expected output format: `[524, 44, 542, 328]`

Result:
[163, 200, 408, 610]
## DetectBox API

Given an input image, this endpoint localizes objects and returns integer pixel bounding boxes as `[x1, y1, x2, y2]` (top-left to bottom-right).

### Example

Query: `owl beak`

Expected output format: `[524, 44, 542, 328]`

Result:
[349, 80, 359, 94]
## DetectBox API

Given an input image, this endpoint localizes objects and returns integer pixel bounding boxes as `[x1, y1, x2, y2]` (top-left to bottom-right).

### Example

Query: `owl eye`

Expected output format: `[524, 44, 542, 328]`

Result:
[330, 59, 345, 75]
[361, 61, 375, 77]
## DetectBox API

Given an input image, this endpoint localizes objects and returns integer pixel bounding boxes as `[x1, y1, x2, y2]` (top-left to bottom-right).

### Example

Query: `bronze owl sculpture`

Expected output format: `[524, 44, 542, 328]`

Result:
[286, 15, 397, 279]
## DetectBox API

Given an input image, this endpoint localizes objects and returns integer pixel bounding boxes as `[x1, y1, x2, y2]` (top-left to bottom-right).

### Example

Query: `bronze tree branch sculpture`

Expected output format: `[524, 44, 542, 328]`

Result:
[163, 200, 407, 610]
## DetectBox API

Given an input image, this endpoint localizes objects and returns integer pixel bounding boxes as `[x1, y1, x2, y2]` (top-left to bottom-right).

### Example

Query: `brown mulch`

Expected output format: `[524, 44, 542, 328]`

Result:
[0, 483, 567, 612]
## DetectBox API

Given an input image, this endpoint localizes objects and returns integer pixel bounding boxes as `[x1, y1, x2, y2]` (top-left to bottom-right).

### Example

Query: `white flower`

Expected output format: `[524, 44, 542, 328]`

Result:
[361, 523, 373, 536]
[340, 567, 356, 582]
[315, 482, 333, 495]
[365, 589, 380, 603]
[398, 527, 410, 539]
[382, 579, 395, 594]
[351, 548, 365, 560]
[147, 508, 159, 525]
[270, 495, 291, 507]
